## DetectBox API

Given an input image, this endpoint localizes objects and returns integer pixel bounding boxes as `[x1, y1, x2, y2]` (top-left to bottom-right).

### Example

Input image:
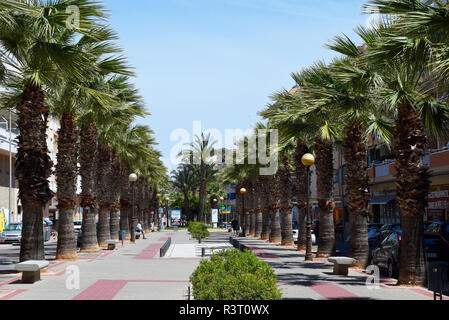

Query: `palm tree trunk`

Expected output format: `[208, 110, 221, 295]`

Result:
[96, 143, 112, 247]
[56, 112, 79, 261]
[269, 174, 282, 243]
[280, 156, 294, 246]
[315, 139, 335, 258]
[109, 154, 121, 240]
[17, 84, 52, 262]
[199, 161, 206, 223]
[120, 166, 131, 239]
[395, 106, 430, 286]
[295, 140, 309, 251]
[79, 119, 99, 253]
[344, 123, 370, 268]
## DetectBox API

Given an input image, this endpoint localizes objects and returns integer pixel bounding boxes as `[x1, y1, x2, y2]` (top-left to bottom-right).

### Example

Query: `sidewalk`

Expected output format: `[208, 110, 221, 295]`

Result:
[231, 234, 449, 300]
[0, 230, 208, 300]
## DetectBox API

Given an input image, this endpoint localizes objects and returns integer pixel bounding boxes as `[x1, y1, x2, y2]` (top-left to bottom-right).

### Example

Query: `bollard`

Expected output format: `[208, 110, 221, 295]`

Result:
[202, 247, 206, 257]
[198, 237, 202, 244]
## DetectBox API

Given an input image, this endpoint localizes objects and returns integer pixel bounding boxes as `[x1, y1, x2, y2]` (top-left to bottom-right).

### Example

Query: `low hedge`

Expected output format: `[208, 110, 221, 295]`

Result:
[187, 222, 210, 240]
[190, 249, 282, 300]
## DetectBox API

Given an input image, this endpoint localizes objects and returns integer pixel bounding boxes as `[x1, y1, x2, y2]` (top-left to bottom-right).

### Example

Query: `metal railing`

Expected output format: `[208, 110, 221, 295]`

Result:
[159, 237, 171, 257]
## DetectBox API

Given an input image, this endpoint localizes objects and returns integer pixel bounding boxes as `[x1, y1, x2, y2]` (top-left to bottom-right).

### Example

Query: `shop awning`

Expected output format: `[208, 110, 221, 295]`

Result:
[370, 195, 396, 205]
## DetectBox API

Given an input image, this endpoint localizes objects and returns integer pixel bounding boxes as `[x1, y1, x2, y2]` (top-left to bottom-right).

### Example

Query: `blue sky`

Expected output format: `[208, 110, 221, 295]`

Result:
[103, 0, 370, 171]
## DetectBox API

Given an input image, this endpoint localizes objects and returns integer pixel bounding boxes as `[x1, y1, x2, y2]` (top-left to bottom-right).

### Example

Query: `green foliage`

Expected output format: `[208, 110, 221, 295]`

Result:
[190, 249, 282, 300]
[187, 222, 210, 239]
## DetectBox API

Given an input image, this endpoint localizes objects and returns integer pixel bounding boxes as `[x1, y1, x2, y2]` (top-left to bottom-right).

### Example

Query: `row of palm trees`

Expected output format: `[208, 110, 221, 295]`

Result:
[0, 1, 167, 262]
[224, 0, 449, 287]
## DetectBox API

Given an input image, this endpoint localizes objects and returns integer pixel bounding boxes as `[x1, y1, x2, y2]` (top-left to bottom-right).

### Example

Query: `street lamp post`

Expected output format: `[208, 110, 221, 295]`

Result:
[240, 188, 247, 237]
[129, 173, 138, 243]
[165, 197, 170, 227]
[220, 196, 225, 227]
[302, 153, 315, 262]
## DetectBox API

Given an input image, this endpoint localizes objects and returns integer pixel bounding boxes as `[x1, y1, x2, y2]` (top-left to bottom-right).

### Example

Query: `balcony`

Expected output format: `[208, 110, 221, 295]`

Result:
[369, 146, 449, 181]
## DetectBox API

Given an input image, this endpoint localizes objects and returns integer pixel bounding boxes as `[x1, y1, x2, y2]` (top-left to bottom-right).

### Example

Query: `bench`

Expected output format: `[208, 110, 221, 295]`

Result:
[15, 260, 50, 283]
[105, 240, 119, 250]
[328, 257, 356, 276]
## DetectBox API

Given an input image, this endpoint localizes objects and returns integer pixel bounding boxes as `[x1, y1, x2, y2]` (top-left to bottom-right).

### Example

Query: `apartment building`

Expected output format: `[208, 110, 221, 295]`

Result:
[367, 139, 449, 224]
[0, 110, 19, 226]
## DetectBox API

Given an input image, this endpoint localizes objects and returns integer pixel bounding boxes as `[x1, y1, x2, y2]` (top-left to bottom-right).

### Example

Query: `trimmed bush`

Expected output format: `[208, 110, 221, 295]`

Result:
[190, 249, 282, 300]
[188, 222, 209, 240]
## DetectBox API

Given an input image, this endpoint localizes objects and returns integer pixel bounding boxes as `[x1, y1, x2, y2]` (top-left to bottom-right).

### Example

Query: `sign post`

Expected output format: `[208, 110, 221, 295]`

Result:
[211, 209, 219, 229]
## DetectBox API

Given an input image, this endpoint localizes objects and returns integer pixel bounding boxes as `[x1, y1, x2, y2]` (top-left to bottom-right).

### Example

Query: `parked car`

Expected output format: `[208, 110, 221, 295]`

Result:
[0, 223, 22, 243]
[369, 223, 401, 247]
[371, 231, 402, 278]
[292, 222, 316, 245]
[74, 221, 82, 233]
[424, 222, 449, 263]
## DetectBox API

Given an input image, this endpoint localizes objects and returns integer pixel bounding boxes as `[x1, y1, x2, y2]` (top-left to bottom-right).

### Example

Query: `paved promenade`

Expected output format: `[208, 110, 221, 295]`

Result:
[231, 234, 449, 300]
[1, 230, 448, 300]
[0, 230, 217, 300]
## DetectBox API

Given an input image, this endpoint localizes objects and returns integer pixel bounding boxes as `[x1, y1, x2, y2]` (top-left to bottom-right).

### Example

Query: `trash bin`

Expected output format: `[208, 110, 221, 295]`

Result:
[427, 262, 449, 299]
[119, 230, 127, 241]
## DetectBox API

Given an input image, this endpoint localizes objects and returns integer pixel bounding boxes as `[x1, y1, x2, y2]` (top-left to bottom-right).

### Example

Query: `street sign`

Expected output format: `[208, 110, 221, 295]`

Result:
[222, 210, 231, 214]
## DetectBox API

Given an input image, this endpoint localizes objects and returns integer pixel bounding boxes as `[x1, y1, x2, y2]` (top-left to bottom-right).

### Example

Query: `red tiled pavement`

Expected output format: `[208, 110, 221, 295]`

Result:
[72, 280, 128, 300]
[0, 289, 27, 300]
[308, 281, 360, 300]
[133, 243, 164, 260]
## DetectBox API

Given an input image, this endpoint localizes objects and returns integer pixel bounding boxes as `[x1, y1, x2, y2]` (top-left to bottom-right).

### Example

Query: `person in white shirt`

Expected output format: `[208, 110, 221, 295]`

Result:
[136, 222, 146, 239]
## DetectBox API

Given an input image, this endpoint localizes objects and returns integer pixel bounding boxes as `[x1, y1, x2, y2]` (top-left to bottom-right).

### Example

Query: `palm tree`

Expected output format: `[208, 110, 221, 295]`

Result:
[172, 164, 196, 221]
[182, 133, 217, 223]
[280, 155, 294, 246]
[50, 27, 130, 260]
[363, 0, 449, 288]
[0, 0, 105, 261]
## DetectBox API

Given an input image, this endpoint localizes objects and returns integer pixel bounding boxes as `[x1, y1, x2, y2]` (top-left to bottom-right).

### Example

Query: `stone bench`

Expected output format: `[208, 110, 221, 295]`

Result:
[15, 260, 50, 283]
[328, 257, 356, 276]
[105, 240, 119, 250]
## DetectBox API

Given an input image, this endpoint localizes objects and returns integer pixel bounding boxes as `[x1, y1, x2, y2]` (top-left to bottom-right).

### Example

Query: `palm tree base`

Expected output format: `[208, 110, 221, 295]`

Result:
[269, 237, 281, 243]
[261, 236, 269, 240]
[281, 241, 294, 246]
[55, 252, 78, 261]
[79, 247, 101, 255]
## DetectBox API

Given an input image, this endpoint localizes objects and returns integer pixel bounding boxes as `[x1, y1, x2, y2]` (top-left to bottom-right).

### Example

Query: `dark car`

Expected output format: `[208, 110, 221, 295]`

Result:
[369, 223, 401, 248]
[371, 231, 402, 278]
[424, 222, 449, 263]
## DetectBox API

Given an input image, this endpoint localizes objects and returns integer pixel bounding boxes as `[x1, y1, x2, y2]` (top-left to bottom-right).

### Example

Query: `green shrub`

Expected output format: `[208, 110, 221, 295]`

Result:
[190, 249, 282, 300]
[188, 222, 210, 240]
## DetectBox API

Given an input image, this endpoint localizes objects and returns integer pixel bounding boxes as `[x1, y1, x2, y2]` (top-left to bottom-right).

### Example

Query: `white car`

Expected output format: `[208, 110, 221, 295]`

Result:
[74, 221, 82, 233]
[293, 227, 316, 245]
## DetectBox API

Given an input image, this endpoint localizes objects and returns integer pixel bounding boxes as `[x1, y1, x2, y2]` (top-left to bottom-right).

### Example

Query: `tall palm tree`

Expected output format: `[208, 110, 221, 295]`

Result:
[0, 0, 105, 261]
[280, 155, 294, 246]
[363, 0, 449, 287]
[50, 27, 130, 260]
[172, 164, 196, 221]
[182, 133, 217, 223]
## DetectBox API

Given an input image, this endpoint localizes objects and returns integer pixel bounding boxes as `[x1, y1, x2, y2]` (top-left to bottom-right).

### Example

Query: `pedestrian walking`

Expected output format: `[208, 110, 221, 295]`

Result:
[231, 219, 239, 236]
